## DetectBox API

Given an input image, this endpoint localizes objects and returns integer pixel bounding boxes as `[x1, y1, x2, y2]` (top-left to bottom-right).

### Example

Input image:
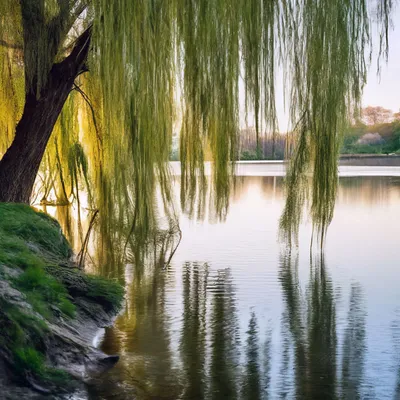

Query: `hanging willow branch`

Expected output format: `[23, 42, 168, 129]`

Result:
[0, 0, 394, 252]
[78, 209, 99, 269]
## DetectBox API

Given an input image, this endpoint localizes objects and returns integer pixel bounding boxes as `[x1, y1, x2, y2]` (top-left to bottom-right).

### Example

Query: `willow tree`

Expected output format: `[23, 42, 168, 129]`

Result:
[0, 0, 394, 242]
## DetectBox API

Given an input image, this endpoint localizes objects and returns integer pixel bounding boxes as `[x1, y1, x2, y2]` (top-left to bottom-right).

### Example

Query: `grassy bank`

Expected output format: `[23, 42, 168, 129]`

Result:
[0, 203, 123, 393]
[236, 121, 400, 161]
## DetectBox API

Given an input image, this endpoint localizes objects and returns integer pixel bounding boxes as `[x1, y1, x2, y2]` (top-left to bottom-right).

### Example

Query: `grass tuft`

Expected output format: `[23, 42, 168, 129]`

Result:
[14, 266, 76, 318]
[86, 274, 124, 311]
[0, 204, 71, 268]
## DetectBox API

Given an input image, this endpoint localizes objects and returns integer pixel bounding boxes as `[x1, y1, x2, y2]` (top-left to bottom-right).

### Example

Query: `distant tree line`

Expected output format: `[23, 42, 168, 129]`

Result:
[239, 128, 287, 160]
[236, 106, 400, 160]
[342, 106, 400, 155]
[91, 101, 400, 162]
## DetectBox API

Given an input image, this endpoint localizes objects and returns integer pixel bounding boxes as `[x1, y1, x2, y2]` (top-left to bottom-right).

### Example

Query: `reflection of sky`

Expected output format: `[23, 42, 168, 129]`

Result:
[171, 173, 400, 398]
[326, 178, 400, 398]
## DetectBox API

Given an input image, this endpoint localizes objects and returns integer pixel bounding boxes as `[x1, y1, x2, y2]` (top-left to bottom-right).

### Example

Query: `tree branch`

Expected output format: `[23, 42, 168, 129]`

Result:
[58, 25, 92, 78]
[72, 82, 102, 145]
[68, 1, 88, 28]
[58, 1, 89, 53]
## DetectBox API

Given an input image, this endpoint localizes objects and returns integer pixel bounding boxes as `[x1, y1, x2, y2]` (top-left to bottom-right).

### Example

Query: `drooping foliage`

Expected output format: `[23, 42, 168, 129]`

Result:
[0, 0, 394, 251]
[280, 0, 372, 242]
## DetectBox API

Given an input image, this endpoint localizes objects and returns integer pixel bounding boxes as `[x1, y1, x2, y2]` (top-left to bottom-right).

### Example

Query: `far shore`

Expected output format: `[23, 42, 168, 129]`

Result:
[339, 154, 400, 166]
[237, 154, 400, 166]
[170, 155, 400, 177]
[172, 154, 400, 167]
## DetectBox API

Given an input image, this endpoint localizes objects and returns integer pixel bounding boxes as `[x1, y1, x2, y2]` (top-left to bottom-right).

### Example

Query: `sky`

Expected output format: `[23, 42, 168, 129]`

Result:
[363, 5, 400, 112]
[239, 5, 400, 132]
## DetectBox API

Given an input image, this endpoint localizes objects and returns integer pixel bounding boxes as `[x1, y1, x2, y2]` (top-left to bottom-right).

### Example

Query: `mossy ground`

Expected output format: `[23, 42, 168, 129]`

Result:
[0, 203, 123, 391]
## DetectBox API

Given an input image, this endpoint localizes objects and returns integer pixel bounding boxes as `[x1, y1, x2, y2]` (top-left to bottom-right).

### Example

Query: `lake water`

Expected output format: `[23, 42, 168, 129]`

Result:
[82, 166, 400, 400]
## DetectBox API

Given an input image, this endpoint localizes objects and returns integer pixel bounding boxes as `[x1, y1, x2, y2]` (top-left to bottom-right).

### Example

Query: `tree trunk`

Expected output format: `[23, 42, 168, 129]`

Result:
[0, 28, 91, 203]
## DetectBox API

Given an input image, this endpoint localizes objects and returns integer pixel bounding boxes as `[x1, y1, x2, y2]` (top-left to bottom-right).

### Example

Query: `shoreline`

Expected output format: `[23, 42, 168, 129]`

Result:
[169, 158, 400, 177]
[235, 154, 400, 166]
[339, 154, 400, 166]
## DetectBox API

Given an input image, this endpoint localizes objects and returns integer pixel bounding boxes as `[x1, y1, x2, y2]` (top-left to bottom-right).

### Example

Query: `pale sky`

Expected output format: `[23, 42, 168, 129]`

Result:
[364, 6, 400, 112]
[240, 6, 400, 132]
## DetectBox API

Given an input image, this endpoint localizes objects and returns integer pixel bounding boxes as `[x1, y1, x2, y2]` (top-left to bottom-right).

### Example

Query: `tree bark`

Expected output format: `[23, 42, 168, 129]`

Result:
[0, 27, 91, 203]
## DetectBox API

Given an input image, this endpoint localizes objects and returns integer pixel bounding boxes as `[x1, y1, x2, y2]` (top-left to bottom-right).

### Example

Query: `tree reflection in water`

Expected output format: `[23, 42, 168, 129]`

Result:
[341, 284, 366, 399]
[279, 251, 370, 400]
[92, 255, 376, 400]
[209, 269, 239, 400]
[90, 263, 181, 400]
[38, 175, 400, 399]
[180, 254, 368, 400]
[241, 312, 262, 400]
[180, 262, 208, 399]
[392, 313, 400, 400]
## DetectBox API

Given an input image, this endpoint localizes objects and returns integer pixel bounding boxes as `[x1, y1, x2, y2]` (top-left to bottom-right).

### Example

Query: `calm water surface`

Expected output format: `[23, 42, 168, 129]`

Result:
[84, 170, 400, 400]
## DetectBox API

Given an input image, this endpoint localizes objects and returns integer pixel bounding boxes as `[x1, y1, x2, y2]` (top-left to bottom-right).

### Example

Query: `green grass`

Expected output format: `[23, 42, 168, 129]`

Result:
[0, 204, 124, 391]
[14, 347, 45, 375]
[0, 204, 71, 263]
[43, 264, 124, 313]
[0, 299, 70, 386]
[13, 346, 70, 385]
[0, 205, 75, 386]
[6, 304, 48, 347]
[0, 234, 45, 269]
[86, 274, 124, 311]
[0, 299, 47, 348]
[0, 204, 76, 320]
[14, 266, 76, 318]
